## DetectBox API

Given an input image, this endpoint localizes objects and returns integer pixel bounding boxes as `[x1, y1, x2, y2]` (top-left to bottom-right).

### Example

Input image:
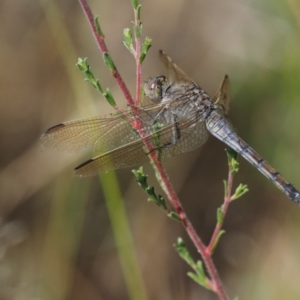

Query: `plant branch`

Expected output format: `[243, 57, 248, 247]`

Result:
[78, 0, 135, 107]
[206, 149, 248, 254]
[78, 1, 229, 299]
[207, 162, 234, 254]
[152, 161, 229, 300]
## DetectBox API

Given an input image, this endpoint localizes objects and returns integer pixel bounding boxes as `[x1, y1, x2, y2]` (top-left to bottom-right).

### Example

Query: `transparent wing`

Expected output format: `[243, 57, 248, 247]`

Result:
[159, 50, 196, 85]
[74, 114, 208, 176]
[40, 112, 145, 154]
[212, 75, 230, 115]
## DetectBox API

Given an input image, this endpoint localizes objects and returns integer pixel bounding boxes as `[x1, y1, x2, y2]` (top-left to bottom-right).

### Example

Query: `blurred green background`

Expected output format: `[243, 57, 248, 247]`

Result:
[1, 0, 300, 299]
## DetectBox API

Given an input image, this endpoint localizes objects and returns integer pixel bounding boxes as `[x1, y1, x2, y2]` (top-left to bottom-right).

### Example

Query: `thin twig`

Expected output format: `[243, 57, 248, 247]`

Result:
[207, 165, 234, 254]
[153, 161, 228, 300]
[78, 0, 135, 107]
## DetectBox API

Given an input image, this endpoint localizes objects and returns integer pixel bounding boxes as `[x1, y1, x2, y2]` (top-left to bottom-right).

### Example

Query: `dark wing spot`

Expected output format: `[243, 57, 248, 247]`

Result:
[46, 123, 66, 133]
[74, 158, 94, 171]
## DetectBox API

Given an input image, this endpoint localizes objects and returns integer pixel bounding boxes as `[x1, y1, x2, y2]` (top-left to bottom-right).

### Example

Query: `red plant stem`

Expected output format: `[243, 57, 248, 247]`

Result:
[78, 0, 135, 107]
[152, 160, 228, 300]
[78, 1, 229, 299]
[207, 166, 234, 253]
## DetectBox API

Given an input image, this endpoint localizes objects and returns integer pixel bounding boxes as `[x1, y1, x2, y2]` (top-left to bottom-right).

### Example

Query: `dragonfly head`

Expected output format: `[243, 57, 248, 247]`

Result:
[143, 75, 169, 103]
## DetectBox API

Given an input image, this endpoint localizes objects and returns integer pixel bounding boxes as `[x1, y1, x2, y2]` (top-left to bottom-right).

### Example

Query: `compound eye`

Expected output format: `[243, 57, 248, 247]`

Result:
[143, 75, 168, 103]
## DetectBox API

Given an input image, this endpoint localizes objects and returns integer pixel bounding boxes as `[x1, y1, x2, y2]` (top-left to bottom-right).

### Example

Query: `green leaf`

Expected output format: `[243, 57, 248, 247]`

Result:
[95, 79, 104, 93]
[136, 4, 142, 21]
[103, 53, 116, 72]
[226, 148, 239, 174]
[104, 88, 116, 107]
[77, 57, 120, 107]
[217, 205, 224, 224]
[131, 0, 138, 9]
[174, 238, 195, 267]
[187, 272, 212, 290]
[132, 167, 146, 186]
[187, 261, 212, 290]
[174, 238, 213, 290]
[146, 187, 166, 209]
[156, 195, 167, 210]
[140, 37, 152, 63]
[168, 211, 181, 221]
[132, 167, 168, 211]
[94, 16, 104, 36]
[76, 58, 103, 92]
[232, 183, 249, 200]
[223, 179, 228, 197]
[195, 261, 206, 280]
[211, 230, 225, 253]
[123, 28, 133, 53]
[76, 57, 89, 72]
[226, 147, 238, 161]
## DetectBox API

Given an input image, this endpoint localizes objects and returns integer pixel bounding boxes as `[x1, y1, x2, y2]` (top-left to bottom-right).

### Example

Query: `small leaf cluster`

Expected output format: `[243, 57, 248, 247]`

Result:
[226, 148, 239, 174]
[173, 149, 248, 291]
[76, 57, 116, 107]
[232, 183, 249, 200]
[212, 148, 248, 249]
[224, 148, 249, 200]
[122, 1, 152, 62]
[132, 167, 180, 221]
[132, 167, 167, 210]
[174, 238, 212, 290]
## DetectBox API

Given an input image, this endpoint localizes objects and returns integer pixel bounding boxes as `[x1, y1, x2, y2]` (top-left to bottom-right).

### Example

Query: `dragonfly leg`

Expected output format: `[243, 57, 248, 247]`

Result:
[146, 112, 181, 155]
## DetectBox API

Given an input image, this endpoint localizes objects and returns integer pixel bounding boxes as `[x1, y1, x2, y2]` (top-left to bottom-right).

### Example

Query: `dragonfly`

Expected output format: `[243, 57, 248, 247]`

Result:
[40, 51, 300, 205]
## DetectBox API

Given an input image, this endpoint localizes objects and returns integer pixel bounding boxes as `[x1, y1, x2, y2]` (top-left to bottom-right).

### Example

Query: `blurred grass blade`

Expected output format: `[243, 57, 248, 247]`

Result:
[100, 172, 148, 300]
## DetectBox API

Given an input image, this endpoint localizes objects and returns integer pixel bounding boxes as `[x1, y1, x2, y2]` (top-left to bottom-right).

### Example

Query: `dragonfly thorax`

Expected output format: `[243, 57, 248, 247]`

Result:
[160, 82, 215, 120]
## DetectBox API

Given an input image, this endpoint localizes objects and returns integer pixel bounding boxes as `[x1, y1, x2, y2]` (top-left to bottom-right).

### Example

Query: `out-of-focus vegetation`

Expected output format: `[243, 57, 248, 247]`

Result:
[0, 0, 300, 299]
